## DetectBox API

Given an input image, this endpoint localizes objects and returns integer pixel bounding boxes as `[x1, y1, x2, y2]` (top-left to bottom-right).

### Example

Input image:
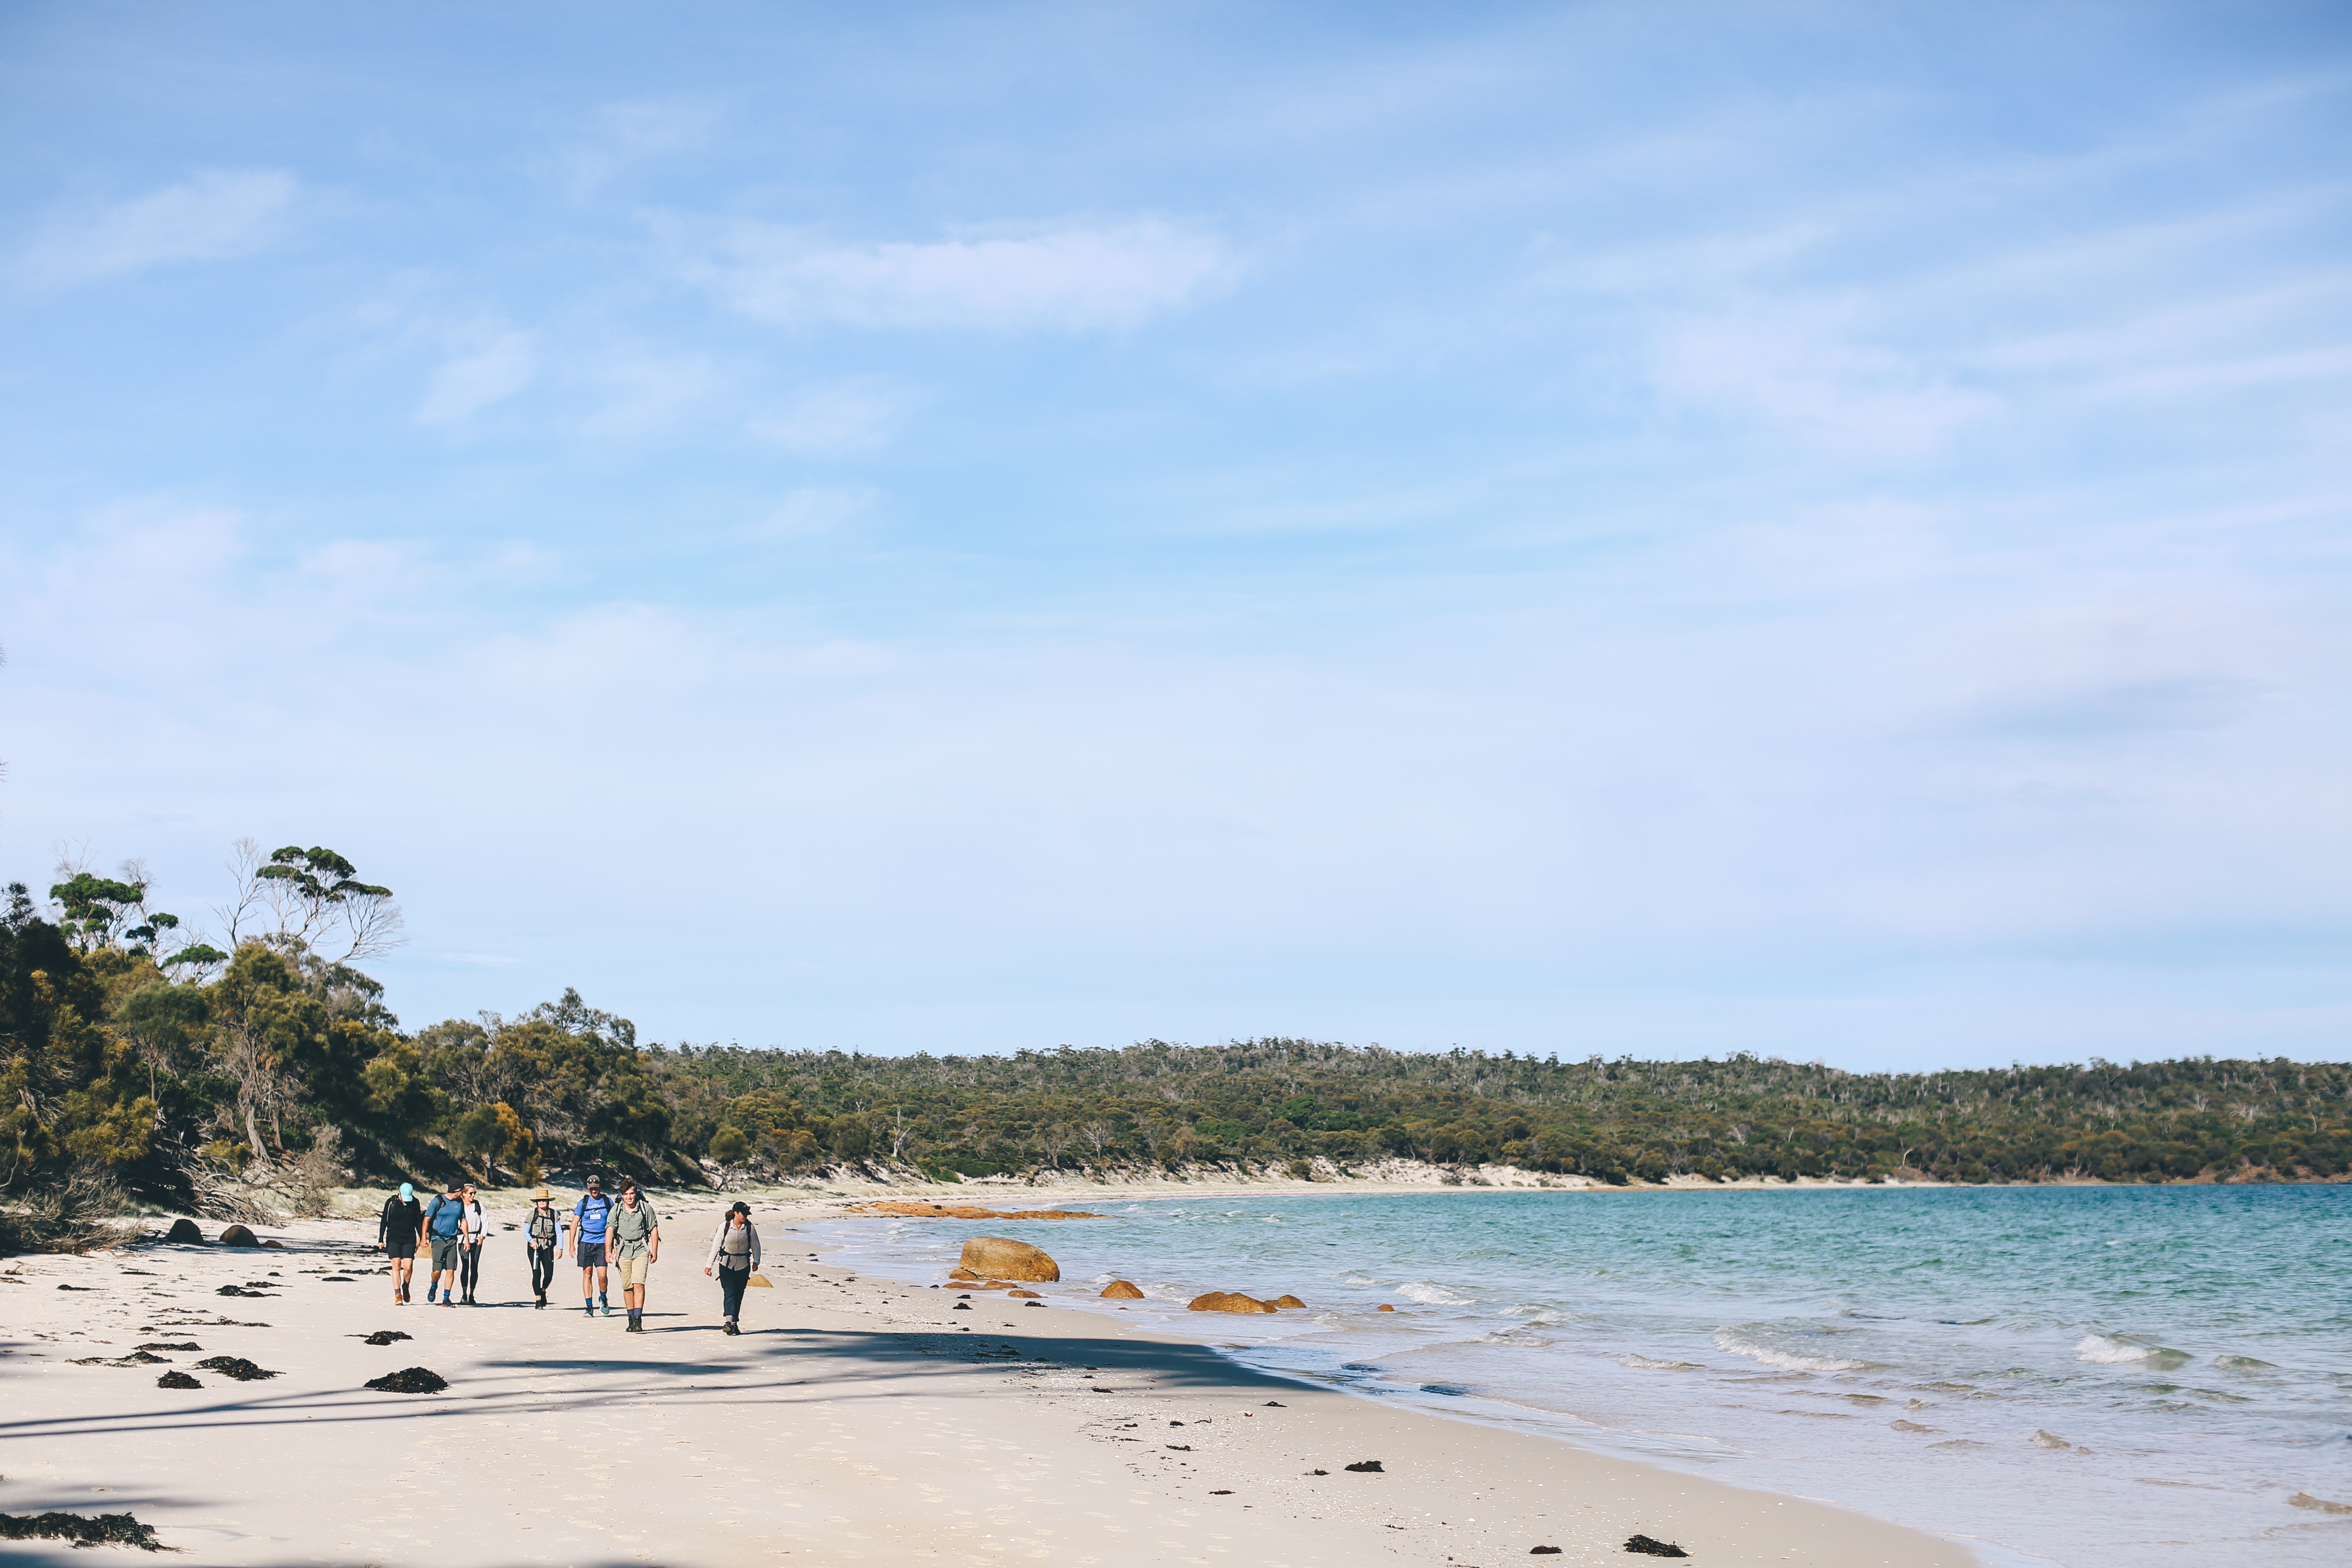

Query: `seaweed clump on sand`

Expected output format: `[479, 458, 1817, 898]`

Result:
[138, 1342, 201, 1352]
[359, 1330, 412, 1345]
[365, 1366, 447, 1393]
[0, 1510, 169, 1550]
[1624, 1536, 1689, 1557]
[156, 1370, 202, 1389]
[192, 1356, 278, 1381]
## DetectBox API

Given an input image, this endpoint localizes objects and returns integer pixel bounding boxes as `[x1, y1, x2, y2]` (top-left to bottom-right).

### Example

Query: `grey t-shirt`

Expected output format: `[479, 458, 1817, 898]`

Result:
[610, 1199, 660, 1257]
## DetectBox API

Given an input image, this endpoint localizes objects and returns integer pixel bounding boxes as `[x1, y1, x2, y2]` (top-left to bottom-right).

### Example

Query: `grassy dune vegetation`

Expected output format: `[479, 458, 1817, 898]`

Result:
[5, 860, 2346, 1250]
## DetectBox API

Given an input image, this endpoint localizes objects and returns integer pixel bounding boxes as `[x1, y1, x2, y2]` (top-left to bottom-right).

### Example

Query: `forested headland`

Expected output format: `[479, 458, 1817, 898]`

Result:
[4, 845, 2346, 1248]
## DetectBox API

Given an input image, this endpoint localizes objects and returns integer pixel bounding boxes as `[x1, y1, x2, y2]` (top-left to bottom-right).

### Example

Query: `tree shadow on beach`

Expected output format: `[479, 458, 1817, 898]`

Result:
[0, 1323, 1297, 1447]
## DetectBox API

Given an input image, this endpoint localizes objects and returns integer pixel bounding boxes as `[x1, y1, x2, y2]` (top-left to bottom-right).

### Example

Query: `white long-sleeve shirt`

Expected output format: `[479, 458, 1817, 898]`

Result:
[705, 1218, 761, 1271]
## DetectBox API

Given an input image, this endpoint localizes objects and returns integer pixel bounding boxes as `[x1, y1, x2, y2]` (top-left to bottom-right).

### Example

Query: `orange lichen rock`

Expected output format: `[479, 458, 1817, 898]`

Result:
[1100, 1279, 1146, 1299]
[844, 1201, 1102, 1220]
[1269, 1294, 1306, 1309]
[1007, 1289, 1042, 1299]
[1377, 1303, 1397, 1312]
[947, 1267, 981, 1281]
[960, 1237, 1060, 1282]
[1188, 1291, 1276, 1314]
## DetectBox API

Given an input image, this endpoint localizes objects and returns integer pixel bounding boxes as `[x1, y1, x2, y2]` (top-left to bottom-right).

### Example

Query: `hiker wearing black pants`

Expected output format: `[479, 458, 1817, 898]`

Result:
[703, 1201, 760, 1334]
[523, 1187, 559, 1307]
[456, 1182, 487, 1304]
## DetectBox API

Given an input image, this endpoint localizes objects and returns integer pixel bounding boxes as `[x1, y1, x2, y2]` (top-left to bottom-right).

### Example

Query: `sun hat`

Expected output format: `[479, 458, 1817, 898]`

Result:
[532, 1186, 554, 1201]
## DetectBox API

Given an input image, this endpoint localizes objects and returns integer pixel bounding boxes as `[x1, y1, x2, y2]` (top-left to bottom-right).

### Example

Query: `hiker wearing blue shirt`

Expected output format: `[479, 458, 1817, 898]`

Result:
[422, 1180, 470, 1308]
[565, 1173, 615, 1316]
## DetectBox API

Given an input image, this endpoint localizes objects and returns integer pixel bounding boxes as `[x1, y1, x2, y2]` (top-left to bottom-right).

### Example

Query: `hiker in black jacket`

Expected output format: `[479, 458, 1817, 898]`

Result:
[378, 1182, 423, 1306]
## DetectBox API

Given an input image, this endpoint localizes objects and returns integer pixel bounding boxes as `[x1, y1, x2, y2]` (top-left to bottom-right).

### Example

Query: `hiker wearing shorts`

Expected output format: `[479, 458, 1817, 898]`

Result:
[423, 1180, 468, 1307]
[703, 1200, 760, 1334]
[567, 1174, 614, 1316]
[524, 1187, 560, 1308]
[378, 1182, 422, 1305]
[610, 1179, 661, 1333]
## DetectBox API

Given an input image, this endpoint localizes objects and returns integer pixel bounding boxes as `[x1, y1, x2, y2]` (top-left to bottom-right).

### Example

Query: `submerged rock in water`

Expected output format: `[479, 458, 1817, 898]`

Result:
[1099, 1279, 1145, 1299]
[156, 1370, 202, 1389]
[218, 1224, 259, 1247]
[193, 1356, 278, 1381]
[162, 1218, 205, 1245]
[365, 1366, 448, 1394]
[959, 1237, 1059, 1282]
[1188, 1291, 1274, 1315]
[1624, 1535, 1688, 1558]
[1269, 1294, 1306, 1309]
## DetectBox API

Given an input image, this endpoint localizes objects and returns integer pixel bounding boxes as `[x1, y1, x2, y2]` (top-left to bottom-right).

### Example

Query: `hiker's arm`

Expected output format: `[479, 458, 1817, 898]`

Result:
[648, 1223, 660, 1264]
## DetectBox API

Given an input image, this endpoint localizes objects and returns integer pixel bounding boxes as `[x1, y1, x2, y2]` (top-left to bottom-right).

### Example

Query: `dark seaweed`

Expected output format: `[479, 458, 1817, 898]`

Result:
[1625, 1536, 1688, 1558]
[1344, 1460, 1384, 1473]
[364, 1366, 448, 1393]
[0, 1510, 170, 1550]
[192, 1356, 277, 1381]
[359, 1330, 412, 1345]
[156, 1371, 201, 1389]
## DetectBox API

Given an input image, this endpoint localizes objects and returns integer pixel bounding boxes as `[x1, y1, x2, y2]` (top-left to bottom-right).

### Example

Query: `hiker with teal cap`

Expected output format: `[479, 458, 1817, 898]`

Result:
[378, 1181, 423, 1306]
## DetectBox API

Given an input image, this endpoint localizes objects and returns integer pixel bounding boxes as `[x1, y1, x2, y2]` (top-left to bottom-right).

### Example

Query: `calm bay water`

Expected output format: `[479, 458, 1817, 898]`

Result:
[810, 1184, 2352, 1568]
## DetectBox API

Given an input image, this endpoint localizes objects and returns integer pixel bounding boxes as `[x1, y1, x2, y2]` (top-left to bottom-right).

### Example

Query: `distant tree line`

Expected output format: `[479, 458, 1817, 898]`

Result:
[3, 847, 2346, 1229]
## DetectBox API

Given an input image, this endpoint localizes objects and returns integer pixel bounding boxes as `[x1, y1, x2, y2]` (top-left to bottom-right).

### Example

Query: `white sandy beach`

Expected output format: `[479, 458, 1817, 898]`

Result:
[1, 1190, 1973, 1568]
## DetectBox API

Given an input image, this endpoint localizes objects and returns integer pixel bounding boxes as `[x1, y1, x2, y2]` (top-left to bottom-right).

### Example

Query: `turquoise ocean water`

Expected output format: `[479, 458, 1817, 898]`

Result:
[810, 1184, 2352, 1567]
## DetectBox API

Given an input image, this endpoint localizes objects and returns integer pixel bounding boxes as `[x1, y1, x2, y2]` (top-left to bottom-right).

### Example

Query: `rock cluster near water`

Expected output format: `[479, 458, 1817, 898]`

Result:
[930, 1237, 1316, 1315]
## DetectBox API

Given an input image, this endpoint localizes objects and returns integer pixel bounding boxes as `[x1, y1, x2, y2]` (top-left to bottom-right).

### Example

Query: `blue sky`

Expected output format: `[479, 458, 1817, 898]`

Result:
[3, 2, 2347, 1066]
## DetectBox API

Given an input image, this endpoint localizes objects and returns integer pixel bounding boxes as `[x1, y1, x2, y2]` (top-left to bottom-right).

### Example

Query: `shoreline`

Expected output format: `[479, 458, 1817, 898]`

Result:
[0, 1194, 1977, 1568]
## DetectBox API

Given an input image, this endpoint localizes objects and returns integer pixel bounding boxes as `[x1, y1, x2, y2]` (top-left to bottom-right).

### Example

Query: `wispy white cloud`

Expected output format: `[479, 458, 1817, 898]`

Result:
[579, 347, 717, 437]
[17, 169, 298, 290]
[750, 377, 912, 453]
[418, 323, 536, 424]
[555, 99, 719, 198]
[666, 216, 1234, 331]
[746, 485, 880, 540]
[1652, 308, 2001, 459]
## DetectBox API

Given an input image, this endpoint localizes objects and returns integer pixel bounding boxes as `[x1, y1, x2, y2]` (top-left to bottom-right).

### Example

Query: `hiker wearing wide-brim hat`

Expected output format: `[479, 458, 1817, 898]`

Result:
[523, 1186, 560, 1309]
[704, 1201, 761, 1335]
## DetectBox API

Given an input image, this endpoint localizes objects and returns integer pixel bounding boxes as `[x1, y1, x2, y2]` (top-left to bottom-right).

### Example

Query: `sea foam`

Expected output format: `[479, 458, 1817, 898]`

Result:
[1712, 1326, 1869, 1372]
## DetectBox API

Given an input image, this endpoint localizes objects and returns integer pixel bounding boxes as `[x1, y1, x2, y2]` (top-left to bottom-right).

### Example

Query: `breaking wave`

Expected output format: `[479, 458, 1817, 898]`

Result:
[1396, 1279, 1474, 1306]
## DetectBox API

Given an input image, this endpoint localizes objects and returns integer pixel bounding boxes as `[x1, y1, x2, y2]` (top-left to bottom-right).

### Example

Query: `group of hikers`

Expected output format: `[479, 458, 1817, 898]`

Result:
[374, 1172, 764, 1334]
